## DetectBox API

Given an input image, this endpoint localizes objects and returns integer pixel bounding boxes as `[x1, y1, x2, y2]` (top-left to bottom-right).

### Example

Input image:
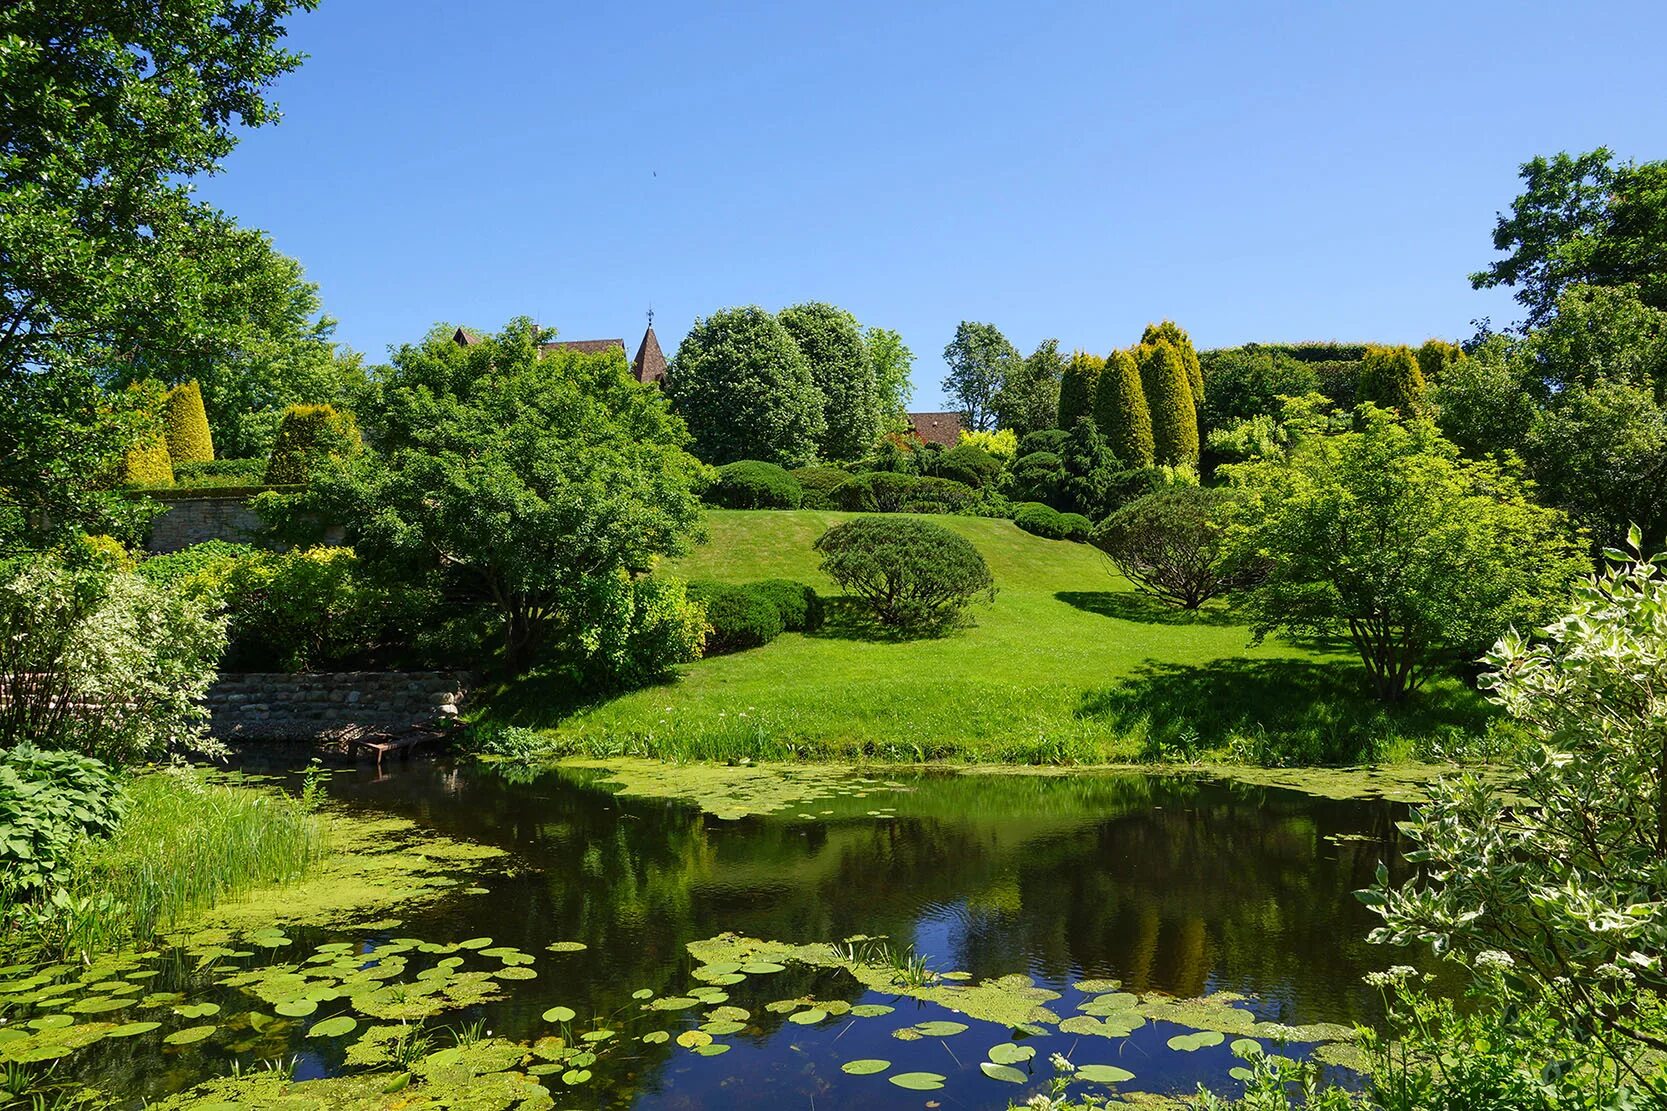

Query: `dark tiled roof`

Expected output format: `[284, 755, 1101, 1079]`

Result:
[632, 326, 667, 385]
[908, 411, 964, 447]
[452, 327, 482, 346]
[541, 339, 625, 357]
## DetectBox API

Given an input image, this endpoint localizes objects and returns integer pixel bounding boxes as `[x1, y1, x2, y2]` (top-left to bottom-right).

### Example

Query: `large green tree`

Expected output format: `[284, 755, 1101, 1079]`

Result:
[1223, 405, 1585, 702]
[993, 338, 1063, 437]
[265, 320, 707, 667]
[1472, 149, 1667, 327]
[941, 321, 1019, 432]
[1525, 379, 1667, 553]
[665, 307, 826, 467]
[1136, 341, 1199, 465]
[864, 326, 915, 432]
[0, 0, 317, 545]
[1056, 350, 1103, 430]
[778, 302, 879, 462]
[1092, 348, 1154, 467]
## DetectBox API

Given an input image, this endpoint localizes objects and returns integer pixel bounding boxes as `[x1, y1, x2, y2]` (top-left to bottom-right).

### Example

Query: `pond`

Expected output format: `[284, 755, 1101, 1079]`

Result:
[8, 760, 1421, 1109]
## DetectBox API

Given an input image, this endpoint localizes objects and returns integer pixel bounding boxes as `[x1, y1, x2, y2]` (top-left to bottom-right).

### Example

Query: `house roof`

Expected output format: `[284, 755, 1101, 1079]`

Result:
[632, 326, 667, 385]
[907, 411, 965, 447]
[541, 338, 625, 357]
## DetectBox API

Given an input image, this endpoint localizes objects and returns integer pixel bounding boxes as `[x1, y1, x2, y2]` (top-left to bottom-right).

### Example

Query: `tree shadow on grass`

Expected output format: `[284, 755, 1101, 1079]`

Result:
[1056, 590, 1243, 628]
[808, 597, 976, 644]
[1077, 657, 1494, 764]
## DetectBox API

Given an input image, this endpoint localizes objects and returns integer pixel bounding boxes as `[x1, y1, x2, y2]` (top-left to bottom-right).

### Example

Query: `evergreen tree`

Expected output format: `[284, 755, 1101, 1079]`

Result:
[1137, 341, 1200, 464]
[164, 380, 214, 463]
[1142, 321, 1204, 406]
[1358, 344, 1429, 416]
[1058, 350, 1104, 429]
[1092, 348, 1154, 466]
[1415, 339, 1467, 385]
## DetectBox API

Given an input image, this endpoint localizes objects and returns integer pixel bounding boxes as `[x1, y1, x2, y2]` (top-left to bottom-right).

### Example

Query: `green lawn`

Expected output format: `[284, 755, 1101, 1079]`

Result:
[490, 510, 1495, 763]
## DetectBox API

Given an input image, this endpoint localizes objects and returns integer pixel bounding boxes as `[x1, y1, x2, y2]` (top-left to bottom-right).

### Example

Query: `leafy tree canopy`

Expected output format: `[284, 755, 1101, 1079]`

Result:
[666, 307, 826, 467]
[778, 302, 879, 462]
[864, 326, 915, 432]
[941, 321, 1019, 433]
[992, 338, 1062, 437]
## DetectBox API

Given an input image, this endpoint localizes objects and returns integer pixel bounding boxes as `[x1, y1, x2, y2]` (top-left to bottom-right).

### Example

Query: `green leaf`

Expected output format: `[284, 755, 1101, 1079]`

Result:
[979, 1062, 1027, 1083]
[841, 1059, 890, 1075]
[307, 1015, 357, 1038]
[888, 1072, 946, 1091]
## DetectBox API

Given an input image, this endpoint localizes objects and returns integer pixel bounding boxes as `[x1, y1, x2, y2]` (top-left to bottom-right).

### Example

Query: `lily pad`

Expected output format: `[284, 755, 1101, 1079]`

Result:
[675, 1030, 712, 1049]
[850, 1003, 894, 1018]
[173, 1003, 220, 1019]
[841, 1059, 890, 1075]
[542, 1006, 576, 1023]
[913, 1020, 968, 1037]
[308, 1015, 358, 1038]
[889, 1072, 946, 1091]
[1167, 1030, 1226, 1052]
[163, 1025, 217, 1045]
[693, 1042, 730, 1056]
[788, 1008, 828, 1025]
[274, 1000, 318, 1018]
[988, 1042, 1035, 1065]
[641, 1030, 670, 1044]
[545, 941, 587, 953]
[1077, 1064, 1136, 1083]
[107, 1021, 162, 1038]
[740, 961, 785, 974]
[980, 1062, 1027, 1083]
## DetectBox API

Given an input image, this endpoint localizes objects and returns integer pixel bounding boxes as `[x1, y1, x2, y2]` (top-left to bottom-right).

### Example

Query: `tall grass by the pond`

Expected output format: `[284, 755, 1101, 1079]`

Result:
[4, 768, 325, 961]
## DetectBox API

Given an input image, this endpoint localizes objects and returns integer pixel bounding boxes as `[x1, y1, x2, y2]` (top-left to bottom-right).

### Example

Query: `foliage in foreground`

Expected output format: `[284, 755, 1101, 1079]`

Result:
[814, 517, 995, 633]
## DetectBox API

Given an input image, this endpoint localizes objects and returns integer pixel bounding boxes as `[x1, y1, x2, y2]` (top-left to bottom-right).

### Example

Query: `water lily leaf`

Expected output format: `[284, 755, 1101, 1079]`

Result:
[28, 1015, 73, 1031]
[632, 989, 654, 1000]
[1229, 1066, 1254, 1081]
[308, 1016, 357, 1038]
[889, 1072, 946, 1090]
[68, 997, 127, 1014]
[497, 967, 537, 980]
[707, 1005, 750, 1022]
[676, 1030, 712, 1049]
[580, 1029, 614, 1042]
[107, 1021, 161, 1038]
[1080, 992, 1139, 1015]
[740, 962, 784, 974]
[788, 1008, 827, 1025]
[274, 1000, 317, 1018]
[841, 1059, 889, 1075]
[1231, 1038, 1263, 1058]
[988, 1042, 1035, 1065]
[1077, 1064, 1136, 1083]
[891, 1027, 923, 1041]
[457, 938, 493, 949]
[163, 1025, 217, 1045]
[850, 1004, 894, 1018]
[381, 1072, 412, 1094]
[1167, 1030, 1226, 1052]
[560, 1068, 592, 1085]
[543, 1006, 576, 1023]
[545, 941, 587, 953]
[980, 1062, 1027, 1083]
[173, 1003, 220, 1019]
[641, 1030, 669, 1044]
[701, 1020, 746, 1036]
[650, 996, 700, 1011]
[693, 1042, 730, 1056]
[913, 1020, 968, 1037]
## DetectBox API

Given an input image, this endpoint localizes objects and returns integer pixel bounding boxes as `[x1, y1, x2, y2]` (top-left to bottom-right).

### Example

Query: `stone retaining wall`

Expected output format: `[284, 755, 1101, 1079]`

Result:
[143, 491, 267, 553]
[206, 671, 470, 740]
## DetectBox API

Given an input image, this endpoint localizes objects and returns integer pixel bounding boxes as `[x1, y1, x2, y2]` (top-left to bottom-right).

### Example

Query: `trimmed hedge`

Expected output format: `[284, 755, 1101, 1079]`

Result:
[164, 380, 214, 463]
[792, 466, 858, 510]
[934, 443, 1002, 489]
[1013, 501, 1091, 542]
[749, 579, 824, 632]
[119, 433, 174, 487]
[707, 460, 804, 509]
[264, 404, 359, 485]
[833, 471, 980, 514]
[687, 581, 786, 654]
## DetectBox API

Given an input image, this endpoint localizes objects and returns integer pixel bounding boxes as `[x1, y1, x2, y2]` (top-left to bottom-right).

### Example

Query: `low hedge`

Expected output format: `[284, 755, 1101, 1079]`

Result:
[686, 581, 786, 655]
[791, 466, 857, 510]
[749, 579, 824, 632]
[706, 460, 803, 509]
[1013, 501, 1092, 542]
[174, 459, 267, 487]
[833, 471, 980, 514]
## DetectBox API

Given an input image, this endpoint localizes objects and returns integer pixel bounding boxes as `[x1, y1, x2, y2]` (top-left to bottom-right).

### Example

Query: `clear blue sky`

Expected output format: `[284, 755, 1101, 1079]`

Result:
[198, 0, 1667, 411]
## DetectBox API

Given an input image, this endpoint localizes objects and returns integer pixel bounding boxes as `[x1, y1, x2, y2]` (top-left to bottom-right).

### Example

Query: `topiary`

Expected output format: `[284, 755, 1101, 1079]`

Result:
[1013, 501, 1069, 539]
[1136, 341, 1200, 465]
[1057, 350, 1104, 430]
[1358, 344, 1430, 416]
[706, 460, 804, 509]
[118, 431, 174, 487]
[749, 578, 824, 632]
[1056, 511, 1093, 542]
[263, 404, 360, 485]
[813, 517, 995, 632]
[1415, 338, 1467, 385]
[934, 443, 1002, 489]
[164, 380, 214, 463]
[1141, 321, 1203, 406]
[685, 581, 786, 654]
[792, 465, 858, 510]
[1092, 348, 1154, 467]
[899, 475, 980, 514]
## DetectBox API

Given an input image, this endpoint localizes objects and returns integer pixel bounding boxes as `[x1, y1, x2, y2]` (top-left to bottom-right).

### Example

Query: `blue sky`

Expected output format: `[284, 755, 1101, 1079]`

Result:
[199, 0, 1667, 411]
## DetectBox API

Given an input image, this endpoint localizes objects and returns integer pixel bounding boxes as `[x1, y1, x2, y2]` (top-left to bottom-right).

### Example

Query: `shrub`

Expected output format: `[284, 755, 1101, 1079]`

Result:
[1014, 501, 1066, 539]
[1057, 350, 1104, 429]
[706, 460, 803, 509]
[1005, 450, 1065, 505]
[1092, 486, 1254, 608]
[1141, 320, 1204, 405]
[1198, 347, 1322, 433]
[834, 471, 980, 514]
[1136, 340, 1200, 465]
[0, 554, 226, 764]
[262, 403, 359, 485]
[118, 431, 174, 487]
[134, 539, 257, 593]
[1017, 428, 1068, 456]
[791, 466, 857, 510]
[686, 581, 786, 654]
[749, 578, 824, 632]
[173, 458, 266, 487]
[957, 428, 1017, 461]
[164, 380, 214, 463]
[575, 574, 707, 687]
[1056, 511, 1093, 541]
[814, 517, 995, 632]
[0, 745, 124, 899]
[1092, 347, 1155, 467]
[1357, 344, 1429, 416]
[934, 443, 1002, 489]
[219, 546, 385, 672]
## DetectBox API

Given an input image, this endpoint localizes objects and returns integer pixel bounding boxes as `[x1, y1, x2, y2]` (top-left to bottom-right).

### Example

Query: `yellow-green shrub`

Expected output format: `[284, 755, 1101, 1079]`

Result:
[263, 404, 360, 485]
[1093, 348, 1154, 466]
[1142, 321, 1204, 406]
[1058, 350, 1104, 429]
[1359, 344, 1429, 416]
[164, 381, 214, 463]
[958, 428, 1017, 460]
[118, 432, 174, 487]
[1137, 341, 1200, 465]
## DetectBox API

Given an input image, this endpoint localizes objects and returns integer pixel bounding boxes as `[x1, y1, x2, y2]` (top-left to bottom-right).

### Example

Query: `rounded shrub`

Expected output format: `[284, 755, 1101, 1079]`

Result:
[1006, 451, 1063, 505]
[834, 471, 978, 514]
[750, 578, 824, 632]
[1056, 512, 1093, 542]
[1091, 485, 1255, 609]
[792, 466, 858, 510]
[813, 517, 995, 632]
[1013, 501, 1069, 539]
[900, 475, 980, 514]
[707, 460, 804, 509]
[686, 581, 786, 655]
[263, 404, 360, 486]
[164, 380, 215, 463]
[934, 443, 1002, 489]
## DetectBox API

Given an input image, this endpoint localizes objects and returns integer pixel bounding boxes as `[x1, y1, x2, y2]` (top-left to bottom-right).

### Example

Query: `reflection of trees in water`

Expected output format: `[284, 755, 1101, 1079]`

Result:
[331, 764, 1414, 1036]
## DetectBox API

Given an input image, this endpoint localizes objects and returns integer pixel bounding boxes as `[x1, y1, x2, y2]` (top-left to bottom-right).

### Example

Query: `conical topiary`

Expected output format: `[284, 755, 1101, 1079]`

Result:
[1141, 321, 1203, 407]
[1057, 350, 1104, 430]
[1358, 344, 1428, 416]
[118, 432, 174, 487]
[1092, 348, 1154, 466]
[1137, 340, 1199, 465]
[263, 404, 361, 485]
[164, 380, 214, 463]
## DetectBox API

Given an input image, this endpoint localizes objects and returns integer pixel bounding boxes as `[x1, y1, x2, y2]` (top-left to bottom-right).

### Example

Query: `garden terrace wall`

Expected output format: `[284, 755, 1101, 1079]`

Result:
[136, 487, 341, 553]
[206, 672, 470, 741]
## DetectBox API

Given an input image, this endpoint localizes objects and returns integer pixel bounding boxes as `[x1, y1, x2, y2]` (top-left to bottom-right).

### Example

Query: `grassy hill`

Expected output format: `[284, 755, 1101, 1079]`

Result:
[492, 510, 1494, 763]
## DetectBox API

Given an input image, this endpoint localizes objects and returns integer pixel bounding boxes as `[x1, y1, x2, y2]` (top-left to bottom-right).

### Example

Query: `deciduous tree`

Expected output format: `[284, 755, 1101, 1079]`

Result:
[779, 302, 880, 462]
[941, 321, 1020, 432]
[666, 307, 826, 467]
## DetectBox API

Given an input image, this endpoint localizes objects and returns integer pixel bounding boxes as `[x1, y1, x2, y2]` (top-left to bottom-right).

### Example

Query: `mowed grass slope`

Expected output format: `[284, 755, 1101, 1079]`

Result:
[507, 510, 1494, 762]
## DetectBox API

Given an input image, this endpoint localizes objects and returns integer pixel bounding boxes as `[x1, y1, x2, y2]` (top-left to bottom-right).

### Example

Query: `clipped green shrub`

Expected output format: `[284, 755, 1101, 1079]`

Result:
[1013, 502, 1089, 541]
[1005, 451, 1065, 505]
[1142, 321, 1204, 405]
[164, 380, 214, 463]
[0, 745, 124, 898]
[1136, 340, 1200, 465]
[1358, 343, 1429, 416]
[707, 460, 804, 509]
[686, 581, 786, 654]
[1093, 485, 1255, 609]
[814, 517, 995, 632]
[791, 466, 858, 510]
[934, 443, 1002, 489]
[750, 578, 824, 632]
[263, 404, 360, 486]
[118, 432, 174, 487]
[1057, 350, 1104, 429]
[1093, 348, 1155, 467]
[1057, 511, 1094, 541]
[834, 471, 979, 514]
[173, 459, 266, 487]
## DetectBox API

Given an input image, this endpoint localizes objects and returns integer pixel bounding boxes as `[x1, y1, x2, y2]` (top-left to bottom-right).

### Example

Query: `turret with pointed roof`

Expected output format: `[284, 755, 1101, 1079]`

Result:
[632, 323, 666, 386]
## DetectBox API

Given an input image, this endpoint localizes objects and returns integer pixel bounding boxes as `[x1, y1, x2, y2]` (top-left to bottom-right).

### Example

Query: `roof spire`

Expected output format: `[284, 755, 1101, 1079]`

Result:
[646, 304, 654, 329]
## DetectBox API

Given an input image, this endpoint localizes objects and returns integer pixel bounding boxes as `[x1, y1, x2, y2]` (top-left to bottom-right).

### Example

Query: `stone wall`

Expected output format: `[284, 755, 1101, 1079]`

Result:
[206, 672, 470, 741]
[143, 491, 267, 553]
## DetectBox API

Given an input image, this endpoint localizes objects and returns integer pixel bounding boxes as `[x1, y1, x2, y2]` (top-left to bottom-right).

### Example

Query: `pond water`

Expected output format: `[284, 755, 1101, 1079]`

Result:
[14, 760, 1422, 1109]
